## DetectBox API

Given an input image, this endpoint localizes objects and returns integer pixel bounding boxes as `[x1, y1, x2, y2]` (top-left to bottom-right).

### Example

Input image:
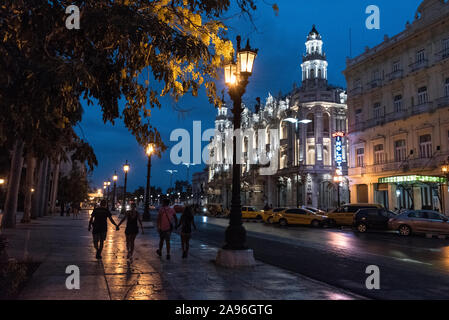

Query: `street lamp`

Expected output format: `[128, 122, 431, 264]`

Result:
[221, 36, 258, 253]
[112, 172, 118, 211]
[122, 161, 130, 214]
[143, 144, 155, 221]
[442, 161, 449, 215]
[333, 174, 344, 208]
[166, 170, 178, 191]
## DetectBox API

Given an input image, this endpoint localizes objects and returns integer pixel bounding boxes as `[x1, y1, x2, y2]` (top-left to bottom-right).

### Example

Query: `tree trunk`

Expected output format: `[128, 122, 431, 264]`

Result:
[49, 155, 61, 215]
[42, 158, 51, 216]
[31, 160, 43, 219]
[21, 152, 36, 223]
[39, 158, 50, 217]
[1, 140, 24, 229]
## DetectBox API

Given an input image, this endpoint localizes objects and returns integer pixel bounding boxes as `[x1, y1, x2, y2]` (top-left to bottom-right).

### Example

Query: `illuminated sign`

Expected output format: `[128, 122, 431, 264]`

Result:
[335, 135, 344, 168]
[332, 131, 346, 138]
[379, 175, 447, 184]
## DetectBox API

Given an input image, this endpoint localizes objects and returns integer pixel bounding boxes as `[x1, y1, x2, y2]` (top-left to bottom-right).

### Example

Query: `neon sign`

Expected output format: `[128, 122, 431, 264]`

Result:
[334, 133, 344, 168]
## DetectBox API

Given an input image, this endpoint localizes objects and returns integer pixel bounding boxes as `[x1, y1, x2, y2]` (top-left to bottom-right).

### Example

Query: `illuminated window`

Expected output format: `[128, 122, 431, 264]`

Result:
[394, 140, 406, 162]
[307, 146, 316, 165]
[356, 148, 365, 167]
[419, 134, 432, 158]
[374, 144, 385, 165]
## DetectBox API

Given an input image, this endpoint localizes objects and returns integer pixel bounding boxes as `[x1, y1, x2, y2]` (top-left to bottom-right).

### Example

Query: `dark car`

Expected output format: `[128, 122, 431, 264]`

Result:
[354, 208, 397, 233]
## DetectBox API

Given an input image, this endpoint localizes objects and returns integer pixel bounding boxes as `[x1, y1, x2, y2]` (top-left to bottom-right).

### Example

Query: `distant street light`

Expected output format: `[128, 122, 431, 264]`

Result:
[166, 170, 178, 190]
[143, 144, 155, 221]
[122, 161, 130, 214]
[112, 172, 118, 211]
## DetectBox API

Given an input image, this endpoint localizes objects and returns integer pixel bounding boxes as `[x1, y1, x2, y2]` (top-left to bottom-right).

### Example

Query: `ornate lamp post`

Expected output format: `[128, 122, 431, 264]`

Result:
[121, 161, 130, 214]
[112, 172, 118, 211]
[216, 36, 257, 266]
[143, 144, 154, 221]
[333, 174, 344, 208]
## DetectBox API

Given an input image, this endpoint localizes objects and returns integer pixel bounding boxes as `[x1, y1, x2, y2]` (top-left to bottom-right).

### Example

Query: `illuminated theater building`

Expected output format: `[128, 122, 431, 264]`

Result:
[343, 0, 449, 212]
[207, 26, 349, 210]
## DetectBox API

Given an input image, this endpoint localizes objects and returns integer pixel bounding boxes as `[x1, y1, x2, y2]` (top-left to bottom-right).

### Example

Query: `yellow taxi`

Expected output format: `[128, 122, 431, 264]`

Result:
[262, 208, 287, 223]
[242, 206, 263, 220]
[272, 208, 327, 227]
[326, 204, 383, 226]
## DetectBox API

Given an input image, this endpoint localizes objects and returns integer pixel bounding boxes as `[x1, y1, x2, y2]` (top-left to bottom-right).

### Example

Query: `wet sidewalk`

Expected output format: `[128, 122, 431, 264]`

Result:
[1, 211, 361, 300]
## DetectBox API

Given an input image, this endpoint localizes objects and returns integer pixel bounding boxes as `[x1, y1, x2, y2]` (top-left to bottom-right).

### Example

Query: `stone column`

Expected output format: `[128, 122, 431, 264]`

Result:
[315, 109, 323, 166]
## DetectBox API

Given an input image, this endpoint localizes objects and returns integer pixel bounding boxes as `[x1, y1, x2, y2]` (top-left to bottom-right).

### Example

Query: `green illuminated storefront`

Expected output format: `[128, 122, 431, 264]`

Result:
[377, 175, 448, 212]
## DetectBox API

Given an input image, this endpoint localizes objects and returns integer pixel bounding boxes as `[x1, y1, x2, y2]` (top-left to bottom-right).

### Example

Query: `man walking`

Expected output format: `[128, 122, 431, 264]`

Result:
[156, 198, 178, 260]
[88, 200, 119, 259]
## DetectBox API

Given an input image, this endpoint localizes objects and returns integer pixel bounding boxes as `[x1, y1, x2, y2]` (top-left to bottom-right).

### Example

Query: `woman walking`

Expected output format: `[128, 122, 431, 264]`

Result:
[177, 206, 196, 259]
[118, 203, 144, 260]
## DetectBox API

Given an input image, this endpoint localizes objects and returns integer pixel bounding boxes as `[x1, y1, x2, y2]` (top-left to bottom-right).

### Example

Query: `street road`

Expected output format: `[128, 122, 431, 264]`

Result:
[184, 215, 449, 300]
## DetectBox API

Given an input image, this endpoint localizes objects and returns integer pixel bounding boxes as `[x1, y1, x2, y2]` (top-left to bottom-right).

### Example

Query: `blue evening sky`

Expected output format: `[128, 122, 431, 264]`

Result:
[78, 0, 422, 192]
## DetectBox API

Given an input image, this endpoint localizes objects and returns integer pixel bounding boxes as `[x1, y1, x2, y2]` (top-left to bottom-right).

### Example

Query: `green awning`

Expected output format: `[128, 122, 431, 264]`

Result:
[379, 175, 447, 184]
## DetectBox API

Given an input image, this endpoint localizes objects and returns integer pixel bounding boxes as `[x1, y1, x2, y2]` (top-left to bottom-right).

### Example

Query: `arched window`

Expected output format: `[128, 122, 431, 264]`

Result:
[323, 113, 330, 136]
[310, 69, 315, 79]
[307, 114, 314, 137]
[281, 122, 288, 140]
[445, 78, 449, 97]
[318, 69, 322, 79]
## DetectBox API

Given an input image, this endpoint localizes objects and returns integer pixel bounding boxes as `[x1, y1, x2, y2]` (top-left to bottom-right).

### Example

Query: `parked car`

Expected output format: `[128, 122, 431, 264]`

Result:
[354, 208, 397, 233]
[273, 208, 327, 227]
[301, 206, 327, 215]
[262, 208, 287, 223]
[242, 206, 263, 220]
[388, 210, 449, 236]
[326, 204, 384, 226]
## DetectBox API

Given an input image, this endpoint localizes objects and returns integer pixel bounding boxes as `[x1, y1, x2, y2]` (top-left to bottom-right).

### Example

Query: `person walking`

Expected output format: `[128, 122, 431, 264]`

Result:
[72, 202, 80, 220]
[177, 206, 196, 259]
[88, 200, 119, 259]
[156, 198, 177, 260]
[118, 203, 144, 260]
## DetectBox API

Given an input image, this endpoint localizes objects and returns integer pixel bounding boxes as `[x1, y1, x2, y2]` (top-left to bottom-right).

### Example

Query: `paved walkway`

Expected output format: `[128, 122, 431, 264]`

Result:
[1, 211, 361, 300]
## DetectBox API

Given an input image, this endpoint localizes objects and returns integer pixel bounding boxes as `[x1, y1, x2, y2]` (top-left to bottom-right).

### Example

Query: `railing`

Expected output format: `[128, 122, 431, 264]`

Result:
[436, 96, 449, 108]
[436, 48, 449, 62]
[366, 79, 382, 90]
[409, 59, 428, 72]
[348, 86, 363, 97]
[385, 70, 403, 82]
[412, 101, 434, 115]
[385, 109, 408, 122]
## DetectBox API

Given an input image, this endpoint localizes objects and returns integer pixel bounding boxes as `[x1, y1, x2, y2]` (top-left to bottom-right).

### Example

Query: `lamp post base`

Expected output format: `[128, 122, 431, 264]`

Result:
[215, 249, 256, 268]
[223, 224, 247, 250]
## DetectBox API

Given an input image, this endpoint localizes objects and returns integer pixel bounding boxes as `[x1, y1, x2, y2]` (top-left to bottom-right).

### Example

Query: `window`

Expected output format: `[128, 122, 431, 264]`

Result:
[355, 109, 363, 123]
[443, 39, 449, 58]
[335, 118, 345, 132]
[426, 212, 443, 221]
[394, 95, 403, 112]
[373, 102, 382, 119]
[307, 114, 314, 136]
[419, 134, 432, 158]
[416, 50, 425, 63]
[393, 61, 401, 72]
[356, 148, 365, 167]
[445, 78, 449, 97]
[307, 146, 315, 165]
[394, 140, 406, 162]
[374, 144, 385, 165]
[418, 87, 428, 105]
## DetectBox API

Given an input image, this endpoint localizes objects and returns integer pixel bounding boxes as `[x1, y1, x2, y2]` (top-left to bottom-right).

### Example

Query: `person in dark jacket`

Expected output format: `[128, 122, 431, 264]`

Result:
[177, 206, 197, 259]
[88, 200, 119, 259]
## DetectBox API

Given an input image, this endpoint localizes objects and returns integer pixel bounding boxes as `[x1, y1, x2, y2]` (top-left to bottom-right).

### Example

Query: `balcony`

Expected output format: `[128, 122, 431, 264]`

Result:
[409, 59, 428, 72]
[348, 86, 363, 97]
[436, 48, 449, 62]
[385, 70, 403, 82]
[366, 79, 382, 90]
[412, 101, 434, 115]
[384, 109, 408, 122]
[436, 96, 449, 108]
